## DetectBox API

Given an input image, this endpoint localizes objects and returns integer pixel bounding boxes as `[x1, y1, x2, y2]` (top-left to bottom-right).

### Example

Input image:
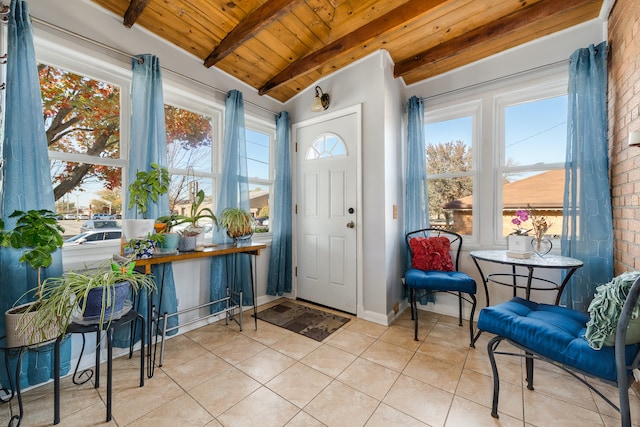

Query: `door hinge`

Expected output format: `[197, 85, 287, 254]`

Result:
[295, 142, 298, 152]
[295, 204, 298, 214]
[295, 266, 298, 277]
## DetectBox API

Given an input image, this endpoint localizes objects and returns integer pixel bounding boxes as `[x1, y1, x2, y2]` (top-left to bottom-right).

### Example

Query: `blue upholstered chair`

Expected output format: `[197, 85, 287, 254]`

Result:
[404, 228, 477, 345]
[478, 276, 640, 427]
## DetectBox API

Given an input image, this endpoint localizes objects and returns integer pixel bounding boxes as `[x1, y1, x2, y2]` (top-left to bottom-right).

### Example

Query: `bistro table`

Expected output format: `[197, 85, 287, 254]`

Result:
[469, 250, 584, 306]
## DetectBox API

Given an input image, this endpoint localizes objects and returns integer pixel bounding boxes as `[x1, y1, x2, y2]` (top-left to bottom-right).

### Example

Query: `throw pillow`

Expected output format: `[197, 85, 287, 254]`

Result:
[409, 236, 454, 272]
[585, 270, 640, 349]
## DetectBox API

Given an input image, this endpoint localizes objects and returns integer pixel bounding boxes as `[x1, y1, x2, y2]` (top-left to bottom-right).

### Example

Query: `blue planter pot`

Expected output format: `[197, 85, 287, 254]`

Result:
[157, 233, 179, 254]
[81, 281, 131, 319]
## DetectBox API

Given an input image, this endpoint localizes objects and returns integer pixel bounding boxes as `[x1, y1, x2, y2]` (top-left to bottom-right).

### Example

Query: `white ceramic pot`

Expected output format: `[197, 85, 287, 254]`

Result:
[122, 219, 155, 240]
[507, 235, 534, 252]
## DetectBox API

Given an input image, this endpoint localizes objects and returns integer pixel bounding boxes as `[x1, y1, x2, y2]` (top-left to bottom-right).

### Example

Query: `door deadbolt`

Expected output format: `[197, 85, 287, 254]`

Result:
[347, 221, 355, 228]
[348, 207, 355, 214]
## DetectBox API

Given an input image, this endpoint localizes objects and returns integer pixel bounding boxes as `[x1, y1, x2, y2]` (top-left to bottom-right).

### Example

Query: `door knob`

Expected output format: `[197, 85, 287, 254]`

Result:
[347, 221, 355, 228]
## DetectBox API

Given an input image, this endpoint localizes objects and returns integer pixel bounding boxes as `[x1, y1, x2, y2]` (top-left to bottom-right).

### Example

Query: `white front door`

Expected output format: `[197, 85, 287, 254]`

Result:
[295, 110, 359, 314]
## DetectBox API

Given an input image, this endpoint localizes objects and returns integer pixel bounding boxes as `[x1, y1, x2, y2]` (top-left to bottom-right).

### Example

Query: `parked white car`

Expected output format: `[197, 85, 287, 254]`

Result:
[80, 220, 120, 232]
[64, 229, 122, 245]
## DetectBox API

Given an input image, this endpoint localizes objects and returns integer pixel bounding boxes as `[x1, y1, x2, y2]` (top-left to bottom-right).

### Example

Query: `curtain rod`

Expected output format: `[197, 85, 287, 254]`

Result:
[410, 58, 570, 104]
[29, 16, 277, 115]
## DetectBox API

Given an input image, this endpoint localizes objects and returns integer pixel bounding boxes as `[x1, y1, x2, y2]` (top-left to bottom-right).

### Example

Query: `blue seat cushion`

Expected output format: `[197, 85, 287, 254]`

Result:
[478, 297, 640, 381]
[405, 268, 476, 294]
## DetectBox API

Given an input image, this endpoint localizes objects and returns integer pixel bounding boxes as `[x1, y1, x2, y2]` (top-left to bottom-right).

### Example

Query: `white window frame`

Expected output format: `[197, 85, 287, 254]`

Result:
[33, 34, 276, 262]
[36, 36, 131, 183]
[245, 117, 275, 241]
[423, 66, 569, 249]
[163, 84, 224, 216]
[424, 100, 481, 241]
[494, 80, 568, 244]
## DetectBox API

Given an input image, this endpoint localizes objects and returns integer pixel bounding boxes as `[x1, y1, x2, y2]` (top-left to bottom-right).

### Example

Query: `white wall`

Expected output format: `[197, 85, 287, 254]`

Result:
[284, 51, 405, 324]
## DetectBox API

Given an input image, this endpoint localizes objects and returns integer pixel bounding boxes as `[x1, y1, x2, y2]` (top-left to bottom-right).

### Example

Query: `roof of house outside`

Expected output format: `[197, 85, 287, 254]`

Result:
[444, 169, 565, 210]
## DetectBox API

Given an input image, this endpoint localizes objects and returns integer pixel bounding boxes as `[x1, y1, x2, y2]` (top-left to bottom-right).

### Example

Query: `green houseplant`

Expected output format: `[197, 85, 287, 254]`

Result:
[219, 207, 254, 243]
[123, 163, 170, 240]
[1, 209, 66, 346]
[157, 189, 217, 249]
[18, 259, 157, 343]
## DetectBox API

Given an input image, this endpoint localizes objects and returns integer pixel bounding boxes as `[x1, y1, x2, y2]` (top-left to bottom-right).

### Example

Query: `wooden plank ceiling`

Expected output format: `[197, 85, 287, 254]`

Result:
[90, 0, 603, 103]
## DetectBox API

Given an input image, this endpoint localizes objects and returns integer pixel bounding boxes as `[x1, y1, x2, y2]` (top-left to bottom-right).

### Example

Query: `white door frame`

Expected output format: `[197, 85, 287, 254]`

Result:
[292, 104, 363, 317]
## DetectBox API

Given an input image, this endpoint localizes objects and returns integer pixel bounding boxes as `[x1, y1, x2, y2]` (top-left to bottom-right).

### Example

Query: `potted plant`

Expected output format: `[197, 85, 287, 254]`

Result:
[124, 232, 165, 259]
[18, 259, 157, 343]
[1, 209, 65, 347]
[219, 207, 254, 244]
[157, 189, 217, 248]
[154, 214, 180, 254]
[123, 163, 170, 240]
[177, 228, 200, 252]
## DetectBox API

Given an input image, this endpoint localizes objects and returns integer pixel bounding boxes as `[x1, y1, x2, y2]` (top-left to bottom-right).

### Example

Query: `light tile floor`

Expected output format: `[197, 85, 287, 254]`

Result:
[3, 299, 640, 426]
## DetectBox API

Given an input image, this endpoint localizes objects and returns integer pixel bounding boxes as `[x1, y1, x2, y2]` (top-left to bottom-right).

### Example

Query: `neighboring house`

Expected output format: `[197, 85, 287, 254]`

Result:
[444, 170, 565, 236]
[249, 189, 269, 218]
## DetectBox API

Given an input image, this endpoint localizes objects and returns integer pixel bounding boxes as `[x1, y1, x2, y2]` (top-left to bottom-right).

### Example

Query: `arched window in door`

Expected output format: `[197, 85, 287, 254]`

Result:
[305, 133, 347, 160]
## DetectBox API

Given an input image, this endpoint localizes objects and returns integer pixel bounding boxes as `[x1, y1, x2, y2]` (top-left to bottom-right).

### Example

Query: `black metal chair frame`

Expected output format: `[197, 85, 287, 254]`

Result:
[404, 228, 477, 346]
[486, 276, 640, 427]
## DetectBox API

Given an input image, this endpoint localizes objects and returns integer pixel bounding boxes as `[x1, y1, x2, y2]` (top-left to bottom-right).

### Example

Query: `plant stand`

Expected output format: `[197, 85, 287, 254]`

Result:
[53, 309, 144, 424]
[1, 339, 27, 426]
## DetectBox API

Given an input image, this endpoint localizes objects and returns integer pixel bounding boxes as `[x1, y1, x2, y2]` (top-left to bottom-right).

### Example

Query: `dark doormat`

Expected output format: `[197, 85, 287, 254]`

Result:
[256, 300, 350, 342]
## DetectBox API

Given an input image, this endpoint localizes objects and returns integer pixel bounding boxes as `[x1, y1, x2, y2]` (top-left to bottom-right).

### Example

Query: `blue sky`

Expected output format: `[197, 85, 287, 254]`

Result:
[425, 96, 568, 168]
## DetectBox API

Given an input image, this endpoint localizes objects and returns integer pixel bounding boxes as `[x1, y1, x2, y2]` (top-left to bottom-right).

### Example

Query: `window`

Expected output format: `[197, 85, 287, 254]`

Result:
[164, 103, 216, 224]
[37, 38, 275, 246]
[246, 124, 273, 233]
[305, 133, 346, 160]
[497, 87, 567, 240]
[424, 102, 478, 235]
[423, 69, 568, 246]
[40, 62, 126, 238]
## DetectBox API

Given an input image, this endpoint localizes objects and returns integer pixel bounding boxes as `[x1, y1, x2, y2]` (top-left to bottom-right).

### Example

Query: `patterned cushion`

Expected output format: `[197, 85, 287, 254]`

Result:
[409, 236, 454, 271]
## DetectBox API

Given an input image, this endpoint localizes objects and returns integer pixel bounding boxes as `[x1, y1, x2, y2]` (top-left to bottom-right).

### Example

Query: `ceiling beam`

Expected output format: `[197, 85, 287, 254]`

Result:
[204, 0, 304, 68]
[123, 0, 151, 28]
[394, 0, 593, 78]
[258, 0, 449, 96]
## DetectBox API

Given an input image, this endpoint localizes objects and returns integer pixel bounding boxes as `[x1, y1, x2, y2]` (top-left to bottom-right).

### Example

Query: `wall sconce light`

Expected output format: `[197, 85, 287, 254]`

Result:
[629, 131, 640, 146]
[311, 86, 330, 112]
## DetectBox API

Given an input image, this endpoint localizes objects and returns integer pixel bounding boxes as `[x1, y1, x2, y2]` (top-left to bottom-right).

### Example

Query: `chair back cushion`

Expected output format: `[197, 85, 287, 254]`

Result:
[409, 236, 454, 271]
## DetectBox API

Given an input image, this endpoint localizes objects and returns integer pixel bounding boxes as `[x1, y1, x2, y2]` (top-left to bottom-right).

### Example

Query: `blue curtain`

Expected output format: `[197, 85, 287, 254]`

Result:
[114, 54, 178, 347]
[405, 96, 430, 243]
[210, 90, 253, 311]
[561, 41, 613, 312]
[404, 96, 434, 304]
[266, 111, 292, 295]
[0, 0, 70, 389]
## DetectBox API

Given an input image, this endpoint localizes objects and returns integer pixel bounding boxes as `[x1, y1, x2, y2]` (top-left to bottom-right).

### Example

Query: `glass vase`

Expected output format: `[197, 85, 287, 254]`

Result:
[531, 237, 552, 257]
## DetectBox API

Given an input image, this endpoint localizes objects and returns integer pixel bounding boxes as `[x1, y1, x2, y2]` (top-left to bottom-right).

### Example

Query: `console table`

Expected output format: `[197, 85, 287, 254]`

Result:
[132, 243, 267, 376]
[469, 250, 584, 306]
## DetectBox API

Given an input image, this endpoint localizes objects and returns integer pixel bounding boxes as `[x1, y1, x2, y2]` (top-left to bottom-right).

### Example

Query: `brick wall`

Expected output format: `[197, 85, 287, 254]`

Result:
[608, 0, 640, 274]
